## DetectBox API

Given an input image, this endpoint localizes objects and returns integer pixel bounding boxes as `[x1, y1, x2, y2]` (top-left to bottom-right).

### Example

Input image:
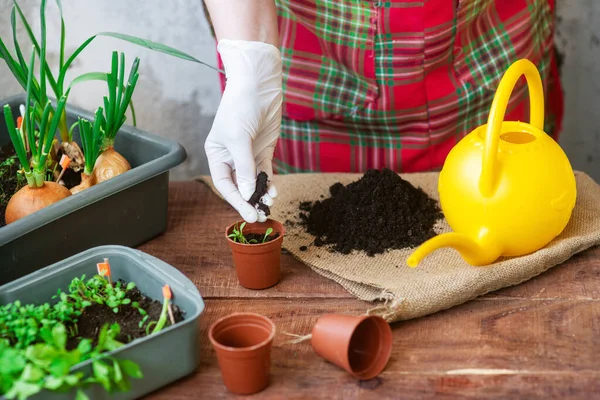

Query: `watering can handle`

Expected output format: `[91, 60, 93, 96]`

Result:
[480, 59, 545, 197]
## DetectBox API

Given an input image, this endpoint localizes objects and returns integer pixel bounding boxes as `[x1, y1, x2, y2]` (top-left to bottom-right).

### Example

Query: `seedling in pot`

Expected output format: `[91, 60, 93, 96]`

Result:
[228, 222, 275, 244]
[3, 48, 72, 225]
[225, 219, 286, 289]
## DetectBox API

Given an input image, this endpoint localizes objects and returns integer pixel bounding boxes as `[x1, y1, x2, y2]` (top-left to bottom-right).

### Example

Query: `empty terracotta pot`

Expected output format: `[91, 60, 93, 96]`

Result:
[209, 312, 276, 395]
[311, 314, 392, 380]
[225, 219, 285, 289]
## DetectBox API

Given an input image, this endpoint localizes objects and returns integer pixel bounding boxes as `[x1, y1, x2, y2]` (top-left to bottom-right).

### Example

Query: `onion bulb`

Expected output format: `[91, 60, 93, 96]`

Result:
[93, 147, 131, 184]
[70, 173, 96, 195]
[5, 182, 71, 224]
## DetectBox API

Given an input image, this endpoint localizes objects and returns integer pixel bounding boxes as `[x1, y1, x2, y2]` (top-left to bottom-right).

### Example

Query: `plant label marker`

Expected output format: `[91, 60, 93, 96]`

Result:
[56, 154, 72, 183]
[97, 258, 113, 285]
[163, 284, 175, 325]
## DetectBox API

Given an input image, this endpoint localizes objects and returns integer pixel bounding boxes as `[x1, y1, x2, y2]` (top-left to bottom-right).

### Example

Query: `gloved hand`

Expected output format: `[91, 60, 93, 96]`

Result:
[205, 39, 282, 223]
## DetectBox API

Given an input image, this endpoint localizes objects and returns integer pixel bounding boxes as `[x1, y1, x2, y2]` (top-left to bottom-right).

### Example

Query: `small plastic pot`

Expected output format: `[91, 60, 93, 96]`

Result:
[209, 312, 276, 395]
[225, 219, 285, 289]
[311, 314, 392, 380]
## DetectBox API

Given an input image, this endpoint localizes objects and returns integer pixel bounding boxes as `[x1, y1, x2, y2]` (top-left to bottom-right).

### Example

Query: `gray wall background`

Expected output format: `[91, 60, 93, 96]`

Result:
[1, 0, 599, 182]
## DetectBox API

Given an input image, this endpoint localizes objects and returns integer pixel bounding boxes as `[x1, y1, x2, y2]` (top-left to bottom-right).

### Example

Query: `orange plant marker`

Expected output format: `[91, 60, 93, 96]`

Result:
[60, 154, 71, 170]
[16, 116, 23, 129]
[163, 284, 176, 325]
[56, 154, 72, 182]
[97, 258, 113, 285]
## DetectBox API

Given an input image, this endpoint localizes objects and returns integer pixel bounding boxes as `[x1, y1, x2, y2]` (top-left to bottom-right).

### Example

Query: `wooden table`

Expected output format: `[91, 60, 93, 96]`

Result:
[138, 181, 600, 399]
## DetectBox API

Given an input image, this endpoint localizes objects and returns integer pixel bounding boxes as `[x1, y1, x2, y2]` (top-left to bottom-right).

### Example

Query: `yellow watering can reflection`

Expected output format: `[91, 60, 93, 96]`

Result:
[407, 59, 577, 267]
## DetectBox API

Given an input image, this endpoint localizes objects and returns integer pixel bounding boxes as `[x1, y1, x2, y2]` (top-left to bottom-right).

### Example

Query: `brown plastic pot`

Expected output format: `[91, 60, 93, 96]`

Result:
[209, 312, 276, 395]
[311, 314, 392, 380]
[225, 219, 285, 289]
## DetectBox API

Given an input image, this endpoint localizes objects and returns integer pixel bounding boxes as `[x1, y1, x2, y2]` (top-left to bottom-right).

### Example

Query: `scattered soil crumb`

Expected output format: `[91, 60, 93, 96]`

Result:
[299, 246, 308, 251]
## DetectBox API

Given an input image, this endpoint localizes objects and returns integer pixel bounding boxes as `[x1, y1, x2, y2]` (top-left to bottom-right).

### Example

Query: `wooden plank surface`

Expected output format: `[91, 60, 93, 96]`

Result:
[137, 181, 600, 399]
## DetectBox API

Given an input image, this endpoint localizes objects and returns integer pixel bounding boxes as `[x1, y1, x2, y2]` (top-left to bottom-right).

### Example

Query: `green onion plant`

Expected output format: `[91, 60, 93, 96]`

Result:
[1, 0, 222, 145]
[100, 51, 140, 150]
[78, 109, 105, 176]
[3, 48, 68, 188]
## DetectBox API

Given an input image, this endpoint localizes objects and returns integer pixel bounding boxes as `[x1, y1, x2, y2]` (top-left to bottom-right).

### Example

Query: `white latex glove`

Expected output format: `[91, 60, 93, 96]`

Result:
[205, 39, 282, 223]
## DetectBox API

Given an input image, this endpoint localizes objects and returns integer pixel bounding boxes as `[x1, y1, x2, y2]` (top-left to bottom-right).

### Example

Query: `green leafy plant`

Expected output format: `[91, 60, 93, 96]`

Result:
[0, 272, 162, 399]
[0, 323, 142, 400]
[228, 222, 274, 244]
[64, 274, 138, 314]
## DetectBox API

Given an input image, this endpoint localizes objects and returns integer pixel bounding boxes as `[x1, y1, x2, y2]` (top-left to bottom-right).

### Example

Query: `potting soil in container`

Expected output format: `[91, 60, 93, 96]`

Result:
[68, 281, 184, 349]
[0, 145, 25, 227]
[299, 168, 442, 256]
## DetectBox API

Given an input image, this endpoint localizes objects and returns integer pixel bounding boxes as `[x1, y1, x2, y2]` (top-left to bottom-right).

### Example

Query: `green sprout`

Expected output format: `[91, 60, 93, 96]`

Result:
[64, 275, 137, 314]
[99, 51, 140, 151]
[228, 222, 274, 244]
[77, 108, 105, 176]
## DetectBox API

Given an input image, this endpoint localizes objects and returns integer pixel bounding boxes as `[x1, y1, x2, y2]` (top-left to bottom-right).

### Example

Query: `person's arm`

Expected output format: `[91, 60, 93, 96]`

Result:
[204, 0, 279, 46]
[203, 0, 282, 223]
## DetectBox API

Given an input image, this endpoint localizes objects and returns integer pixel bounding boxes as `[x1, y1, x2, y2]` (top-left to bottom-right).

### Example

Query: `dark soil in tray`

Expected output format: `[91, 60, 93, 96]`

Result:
[249, 171, 271, 216]
[299, 168, 443, 256]
[67, 283, 184, 349]
[0, 144, 25, 227]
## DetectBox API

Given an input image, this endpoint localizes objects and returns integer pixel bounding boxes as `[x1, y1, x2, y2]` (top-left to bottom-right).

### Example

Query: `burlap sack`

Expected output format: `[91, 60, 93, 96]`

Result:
[197, 171, 600, 323]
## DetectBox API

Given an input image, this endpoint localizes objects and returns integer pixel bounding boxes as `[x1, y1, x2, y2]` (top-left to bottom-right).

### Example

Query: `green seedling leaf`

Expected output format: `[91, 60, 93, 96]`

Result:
[126, 282, 136, 291]
[51, 323, 67, 349]
[119, 359, 143, 379]
[5, 380, 42, 400]
[112, 359, 123, 382]
[92, 360, 111, 392]
[21, 364, 44, 382]
[48, 351, 80, 377]
[43, 375, 64, 390]
[26, 344, 58, 369]
[75, 389, 90, 400]
[77, 339, 92, 355]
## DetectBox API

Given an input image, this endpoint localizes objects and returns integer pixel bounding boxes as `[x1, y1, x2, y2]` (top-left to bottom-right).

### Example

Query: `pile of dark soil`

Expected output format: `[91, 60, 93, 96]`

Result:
[299, 168, 442, 256]
[249, 171, 271, 216]
[67, 283, 184, 349]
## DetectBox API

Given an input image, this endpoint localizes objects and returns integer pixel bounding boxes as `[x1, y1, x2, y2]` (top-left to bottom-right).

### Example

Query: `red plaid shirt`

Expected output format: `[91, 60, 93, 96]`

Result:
[218, 0, 563, 174]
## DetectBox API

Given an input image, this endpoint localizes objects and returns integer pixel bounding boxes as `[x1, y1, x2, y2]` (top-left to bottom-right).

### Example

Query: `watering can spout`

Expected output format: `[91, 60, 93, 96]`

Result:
[406, 232, 500, 268]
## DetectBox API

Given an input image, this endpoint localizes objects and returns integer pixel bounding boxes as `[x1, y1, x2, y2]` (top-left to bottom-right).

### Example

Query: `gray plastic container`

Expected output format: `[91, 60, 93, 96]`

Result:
[0, 245, 204, 400]
[0, 94, 187, 284]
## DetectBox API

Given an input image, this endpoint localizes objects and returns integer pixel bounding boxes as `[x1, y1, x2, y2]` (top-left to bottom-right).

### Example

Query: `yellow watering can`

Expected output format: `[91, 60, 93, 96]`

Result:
[407, 59, 577, 267]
